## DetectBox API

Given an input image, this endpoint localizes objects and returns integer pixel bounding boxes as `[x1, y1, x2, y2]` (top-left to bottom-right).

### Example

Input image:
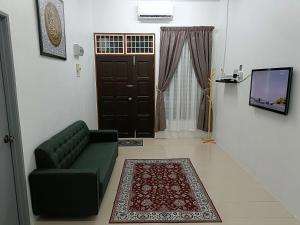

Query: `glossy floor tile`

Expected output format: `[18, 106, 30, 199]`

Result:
[35, 138, 300, 225]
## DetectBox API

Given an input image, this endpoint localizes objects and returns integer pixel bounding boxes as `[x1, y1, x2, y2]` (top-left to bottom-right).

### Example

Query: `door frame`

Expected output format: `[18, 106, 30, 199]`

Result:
[0, 11, 31, 225]
[94, 33, 156, 137]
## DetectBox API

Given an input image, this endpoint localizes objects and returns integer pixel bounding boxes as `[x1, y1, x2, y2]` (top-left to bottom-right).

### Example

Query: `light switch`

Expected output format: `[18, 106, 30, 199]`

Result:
[76, 64, 81, 77]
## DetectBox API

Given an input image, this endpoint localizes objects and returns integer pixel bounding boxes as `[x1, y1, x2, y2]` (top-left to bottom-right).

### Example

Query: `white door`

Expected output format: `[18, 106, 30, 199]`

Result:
[0, 54, 20, 225]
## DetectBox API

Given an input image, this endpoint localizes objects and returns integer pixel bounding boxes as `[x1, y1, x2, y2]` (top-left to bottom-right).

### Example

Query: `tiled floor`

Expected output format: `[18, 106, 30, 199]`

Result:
[35, 138, 300, 225]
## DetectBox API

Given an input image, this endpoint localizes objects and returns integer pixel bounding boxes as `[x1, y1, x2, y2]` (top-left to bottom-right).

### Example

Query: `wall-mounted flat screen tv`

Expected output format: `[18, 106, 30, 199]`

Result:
[249, 67, 293, 115]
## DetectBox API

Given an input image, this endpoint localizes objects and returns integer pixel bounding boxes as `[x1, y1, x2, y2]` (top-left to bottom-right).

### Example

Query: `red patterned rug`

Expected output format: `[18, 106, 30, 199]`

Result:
[110, 159, 221, 223]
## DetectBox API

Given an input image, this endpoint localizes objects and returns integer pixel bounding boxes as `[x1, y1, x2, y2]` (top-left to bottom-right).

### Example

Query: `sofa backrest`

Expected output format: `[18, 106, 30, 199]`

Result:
[35, 120, 90, 169]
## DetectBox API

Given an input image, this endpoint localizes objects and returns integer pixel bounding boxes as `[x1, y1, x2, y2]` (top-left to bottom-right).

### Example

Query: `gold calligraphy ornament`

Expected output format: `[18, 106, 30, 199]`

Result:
[44, 2, 62, 47]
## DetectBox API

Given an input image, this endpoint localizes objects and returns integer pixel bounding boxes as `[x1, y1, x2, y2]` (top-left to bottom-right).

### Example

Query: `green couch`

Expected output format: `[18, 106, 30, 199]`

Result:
[29, 120, 118, 216]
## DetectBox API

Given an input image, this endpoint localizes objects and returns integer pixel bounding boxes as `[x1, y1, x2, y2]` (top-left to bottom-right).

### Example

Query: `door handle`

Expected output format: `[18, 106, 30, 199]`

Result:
[3, 135, 14, 144]
[128, 97, 132, 101]
[126, 84, 134, 88]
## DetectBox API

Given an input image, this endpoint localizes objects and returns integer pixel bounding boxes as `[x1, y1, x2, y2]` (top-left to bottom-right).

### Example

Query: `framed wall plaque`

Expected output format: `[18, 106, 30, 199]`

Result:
[36, 0, 67, 60]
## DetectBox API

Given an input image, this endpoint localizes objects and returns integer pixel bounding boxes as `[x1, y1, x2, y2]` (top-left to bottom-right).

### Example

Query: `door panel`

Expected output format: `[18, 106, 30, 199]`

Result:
[136, 117, 153, 137]
[0, 57, 19, 225]
[134, 55, 155, 137]
[96, 55, 154, 138]
[97, 56, 134, 137]
[115, 62, 129, 78]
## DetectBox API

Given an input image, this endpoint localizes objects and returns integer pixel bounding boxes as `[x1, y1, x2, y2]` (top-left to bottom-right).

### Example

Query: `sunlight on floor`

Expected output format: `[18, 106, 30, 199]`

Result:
[155, 130, 206, 139]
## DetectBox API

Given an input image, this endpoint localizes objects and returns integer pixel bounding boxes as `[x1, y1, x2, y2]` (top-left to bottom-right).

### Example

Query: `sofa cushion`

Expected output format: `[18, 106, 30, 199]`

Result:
[35, 121, 90, 169]
[70, 142, 118, 196]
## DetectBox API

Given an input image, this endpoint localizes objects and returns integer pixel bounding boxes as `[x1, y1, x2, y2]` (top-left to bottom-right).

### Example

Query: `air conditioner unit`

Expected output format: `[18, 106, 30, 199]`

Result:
[138, 1, 174, 21]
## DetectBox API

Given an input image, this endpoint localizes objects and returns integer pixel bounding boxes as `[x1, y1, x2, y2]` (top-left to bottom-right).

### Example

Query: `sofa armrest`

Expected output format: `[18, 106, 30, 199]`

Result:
[89, 130, 118, 142]
[29, 168, 100, 216]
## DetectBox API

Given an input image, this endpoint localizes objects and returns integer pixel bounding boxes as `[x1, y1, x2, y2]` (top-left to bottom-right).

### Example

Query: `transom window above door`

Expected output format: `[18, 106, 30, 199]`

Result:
[94, 33, 155, 55]
[95, 34, 124, 54]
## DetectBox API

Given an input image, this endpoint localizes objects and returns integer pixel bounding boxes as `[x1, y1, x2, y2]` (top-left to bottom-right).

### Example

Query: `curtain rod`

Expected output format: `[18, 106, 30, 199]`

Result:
[161, 26, 215, 31]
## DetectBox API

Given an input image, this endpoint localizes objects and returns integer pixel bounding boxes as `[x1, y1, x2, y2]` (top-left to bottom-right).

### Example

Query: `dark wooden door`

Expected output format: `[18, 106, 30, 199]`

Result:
[134, 55, 155, 137]
[96, 55, 154, 138]
[96, 56, 135, 137]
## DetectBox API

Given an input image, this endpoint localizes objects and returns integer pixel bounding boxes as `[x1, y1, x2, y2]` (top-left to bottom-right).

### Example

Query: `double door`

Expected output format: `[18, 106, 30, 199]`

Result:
[96, 55, 154, 138]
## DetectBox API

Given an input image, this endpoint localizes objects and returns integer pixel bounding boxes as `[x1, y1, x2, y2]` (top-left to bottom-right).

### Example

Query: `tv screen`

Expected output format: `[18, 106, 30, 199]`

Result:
[249, 67, 293, 115]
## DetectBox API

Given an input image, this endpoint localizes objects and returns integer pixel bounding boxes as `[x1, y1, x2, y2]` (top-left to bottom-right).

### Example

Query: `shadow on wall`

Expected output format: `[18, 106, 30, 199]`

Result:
[223, 83, 238, 98]
[252, 106, 290, 123]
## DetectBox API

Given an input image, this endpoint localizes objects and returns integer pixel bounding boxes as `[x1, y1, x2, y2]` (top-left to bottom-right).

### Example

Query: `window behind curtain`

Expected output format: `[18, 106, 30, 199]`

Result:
[165, 41, 202, 131]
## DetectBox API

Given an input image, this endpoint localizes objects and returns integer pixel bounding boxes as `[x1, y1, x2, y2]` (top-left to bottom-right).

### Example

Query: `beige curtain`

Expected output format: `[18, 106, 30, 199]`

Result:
[155, 27, 188, 131]
[155, 26, 214, 132]
[188, 26, 214, 131]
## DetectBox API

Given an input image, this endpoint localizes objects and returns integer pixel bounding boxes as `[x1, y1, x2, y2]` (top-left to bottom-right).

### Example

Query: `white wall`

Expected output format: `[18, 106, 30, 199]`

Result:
[92, 0, 227, 84]
[214, 0, 300, 219]
[0, 0, 97, 222]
